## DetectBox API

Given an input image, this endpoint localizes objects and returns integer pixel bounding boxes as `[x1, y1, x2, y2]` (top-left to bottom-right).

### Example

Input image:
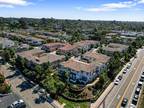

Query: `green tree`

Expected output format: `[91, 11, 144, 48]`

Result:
[18, 18, 28, 29]
[70, 30, 82, 43]
[0, 74, 5, 83]
[15, 56, 26, 71]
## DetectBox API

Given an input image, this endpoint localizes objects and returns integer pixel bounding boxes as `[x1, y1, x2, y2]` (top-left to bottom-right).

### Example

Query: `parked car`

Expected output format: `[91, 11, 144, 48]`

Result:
[138, 81, 143, 87]
[8, 99, 26, 108]
[140, 77, 144, 82]
[33, 85, 40, 93]
[141, 74, 144, 79]
[121, 98, 128, 107]
[127, 64, 131, 69]
[130, 104, 136, 108]
[118, 75, 123, 81]
[123, 70, 126, 74]
[123, 69, 128, 74]
[133, 94, 139, 100]
[132, 98, 138, 106]
[114, 79, 120, 85]
[135, 87, 141, 95]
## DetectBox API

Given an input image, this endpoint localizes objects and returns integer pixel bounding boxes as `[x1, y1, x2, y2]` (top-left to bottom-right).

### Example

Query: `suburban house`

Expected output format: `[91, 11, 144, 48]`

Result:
[17, 44, 30, 52]
[106, 32, 119, 36]
[41, 43, 67, 52]
[102, 43, 129, 55]
[3, 32, 27, 41]
[57, 44, 78, 55]
[120, 36, 136, 44]
[58, 40, 99, 56]
[111, 30, 138, 37]
[25, 37, 44, 46]
[120, 31, 138, 37]
[17, 49, 65, 68]
[59, 58, 104, 84]
[82, 49, 110, 65]
[0, 37, 15, 49]
[3, 32, 44, 46]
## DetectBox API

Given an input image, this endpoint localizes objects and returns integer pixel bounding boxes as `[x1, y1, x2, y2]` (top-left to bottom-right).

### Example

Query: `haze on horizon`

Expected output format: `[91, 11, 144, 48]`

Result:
[0, 0, 144, 21]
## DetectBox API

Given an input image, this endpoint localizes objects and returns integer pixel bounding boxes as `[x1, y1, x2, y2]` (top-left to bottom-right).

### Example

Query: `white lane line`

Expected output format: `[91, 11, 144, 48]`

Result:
[128, 66, 144, 107]
[107, 57, 138, 108]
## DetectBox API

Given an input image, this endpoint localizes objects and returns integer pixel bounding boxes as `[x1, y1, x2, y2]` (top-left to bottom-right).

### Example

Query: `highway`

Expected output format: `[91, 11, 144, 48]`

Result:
[98, 49, 144, 108]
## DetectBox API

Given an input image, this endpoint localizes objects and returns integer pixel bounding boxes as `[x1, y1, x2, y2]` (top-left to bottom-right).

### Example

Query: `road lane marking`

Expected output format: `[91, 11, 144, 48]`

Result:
[117, 95, 121, 99]
[127, 66, 144, 107]
[116, 57, 144, 108]
[107, 58, 138, 108]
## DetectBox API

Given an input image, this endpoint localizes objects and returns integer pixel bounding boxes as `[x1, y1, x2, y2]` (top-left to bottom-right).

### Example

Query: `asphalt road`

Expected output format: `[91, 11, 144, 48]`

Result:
[1, 65, 54, 108]
[99, 49, 144, 108]
[116, 58, 144, 107]
[0, 92, 30, 108]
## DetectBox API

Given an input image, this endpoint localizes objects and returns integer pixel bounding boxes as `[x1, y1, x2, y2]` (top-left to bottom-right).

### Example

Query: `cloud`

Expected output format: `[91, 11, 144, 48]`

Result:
[78, 0, 144, 12]
[0, 4, 14, 8]
[137, 0, 144, 3]
[0, 0, 32, 8]
[103, 1, 136, 9]
[85, 7, 115, 12]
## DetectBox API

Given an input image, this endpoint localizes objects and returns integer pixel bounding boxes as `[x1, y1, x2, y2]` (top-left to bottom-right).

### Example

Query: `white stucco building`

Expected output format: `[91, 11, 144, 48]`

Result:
[59, 58, 104, 84]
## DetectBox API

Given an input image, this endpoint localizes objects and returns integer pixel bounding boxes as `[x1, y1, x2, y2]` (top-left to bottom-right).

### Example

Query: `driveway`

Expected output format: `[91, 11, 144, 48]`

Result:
[0, 92, 30, 108]
[0, 65, 54, 108]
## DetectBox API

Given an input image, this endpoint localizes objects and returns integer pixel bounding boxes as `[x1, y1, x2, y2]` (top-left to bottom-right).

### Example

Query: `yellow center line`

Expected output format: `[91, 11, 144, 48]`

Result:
[116, 57, 144, 108]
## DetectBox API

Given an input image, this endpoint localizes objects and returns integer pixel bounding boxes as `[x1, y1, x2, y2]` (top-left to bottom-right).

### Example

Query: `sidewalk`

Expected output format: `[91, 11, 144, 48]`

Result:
[91, 83, 114, 108]
[90, 57, 135, 108]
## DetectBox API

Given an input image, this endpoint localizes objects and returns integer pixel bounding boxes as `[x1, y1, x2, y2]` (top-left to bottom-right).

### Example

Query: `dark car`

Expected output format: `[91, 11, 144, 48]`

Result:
[121, 98, 128, 107]
[142, 72, 144, 75]
[140, 77, 144, 82]
[132, 97, 138, 106]
[118, 75, 123, 81]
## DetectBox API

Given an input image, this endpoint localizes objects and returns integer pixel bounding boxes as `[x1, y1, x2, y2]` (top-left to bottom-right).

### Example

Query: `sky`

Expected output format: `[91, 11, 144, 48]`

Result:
[0, 0, 144, 21]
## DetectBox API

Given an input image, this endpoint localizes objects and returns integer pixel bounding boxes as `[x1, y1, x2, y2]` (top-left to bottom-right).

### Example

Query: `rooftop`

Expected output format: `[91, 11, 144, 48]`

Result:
[5, 32, 44, 42]
[74, 40, 99, 47]
[0, 38, 15, 48]
[26, 36, 44, 41]
[17, 49, 65, 64]
[58, 44, 76, 51]
[6, 32, 28, 39]
[106, 33, 118, 36]
[83, 49, 110, 64]
[43, 42, 66, 47]
[59, 40, 99, 51]
[103, 43, 128, 52]
[61, 58, 100, 72]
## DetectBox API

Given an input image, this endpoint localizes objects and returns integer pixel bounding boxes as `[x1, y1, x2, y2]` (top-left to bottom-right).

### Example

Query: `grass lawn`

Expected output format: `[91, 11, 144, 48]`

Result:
[58, 97, 89, 108]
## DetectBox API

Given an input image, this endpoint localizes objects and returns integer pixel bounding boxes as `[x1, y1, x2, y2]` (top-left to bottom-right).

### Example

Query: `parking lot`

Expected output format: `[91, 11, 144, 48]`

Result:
[0, 92, 30, 108]
[1, 64, 54, 108]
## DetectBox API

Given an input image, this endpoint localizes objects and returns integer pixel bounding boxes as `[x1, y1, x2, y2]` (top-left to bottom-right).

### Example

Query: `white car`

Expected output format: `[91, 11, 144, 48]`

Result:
[127, 64, 131, 69]
[141, 74, 144, 78]
[8, 99, 26, 108]
[130, 104, 136, 108]
[114, 79, 120, 85]
[135, 87, 141, 95]
[138, 81, 143, 87]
